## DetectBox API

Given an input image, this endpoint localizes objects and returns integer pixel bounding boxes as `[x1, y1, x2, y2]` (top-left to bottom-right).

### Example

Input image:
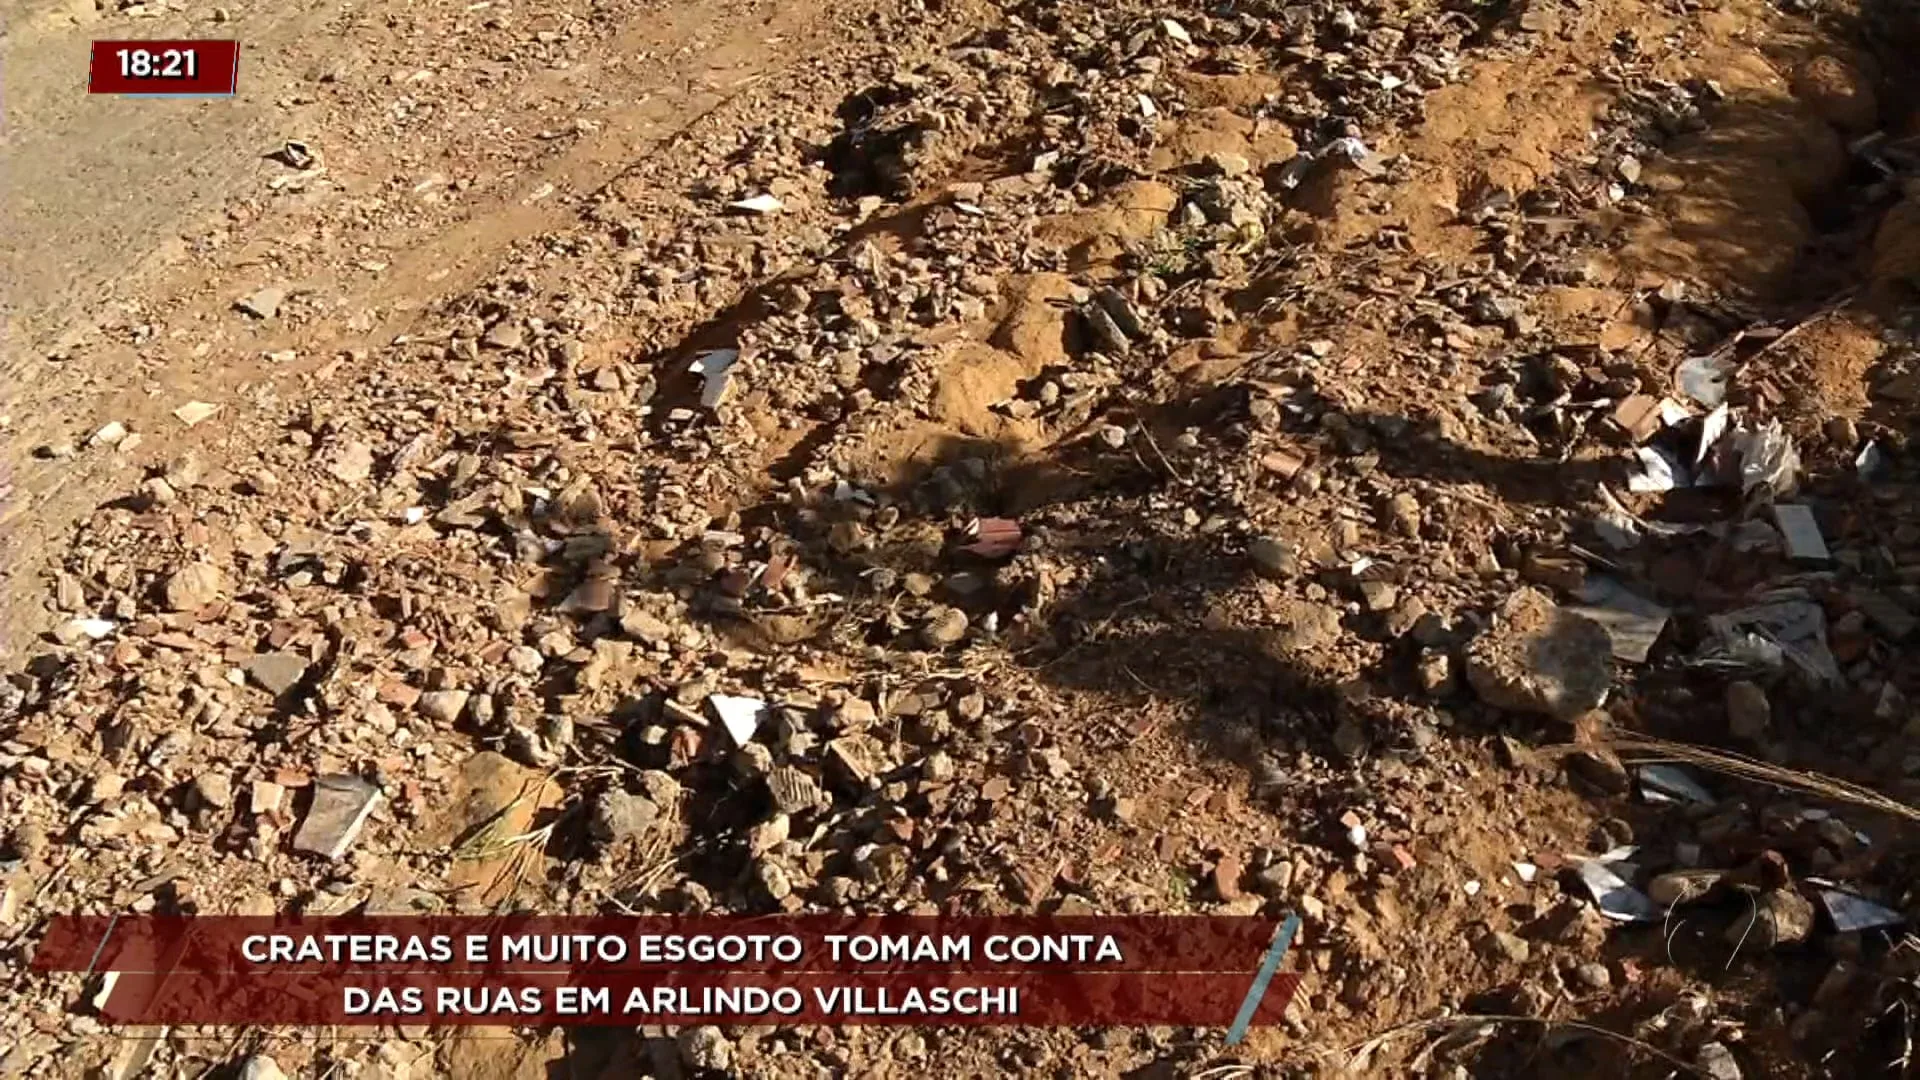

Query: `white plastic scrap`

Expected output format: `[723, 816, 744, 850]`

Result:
[63, 618, 116, 641]
[707, 694, 767, 747]
[1574, 855, 1661, 923]
[1676, 354, 1732, 407]
[689, 349, 740, 409]
[1856, 441, 1886, 480]
[1695, 403, 1730, 466]
[831, 479, 876, 505]
[1629, 445, 1684, 492]
[1694, 631, 1786, 675]
[728, 193, 785, 214]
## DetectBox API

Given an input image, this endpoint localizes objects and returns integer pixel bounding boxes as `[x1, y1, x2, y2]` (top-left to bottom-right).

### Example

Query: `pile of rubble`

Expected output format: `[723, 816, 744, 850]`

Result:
[8, 0, 1920, 1075]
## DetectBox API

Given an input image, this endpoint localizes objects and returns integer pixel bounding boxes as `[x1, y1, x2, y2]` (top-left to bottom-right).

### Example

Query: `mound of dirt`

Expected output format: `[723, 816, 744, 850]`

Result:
[1791, 53, 1881, 133]
[1871, 186, 1920, 303]
[1622, 101, 1846, 297]
[1148, 107, 1298, 173]
[1033, 179, 1180, 270]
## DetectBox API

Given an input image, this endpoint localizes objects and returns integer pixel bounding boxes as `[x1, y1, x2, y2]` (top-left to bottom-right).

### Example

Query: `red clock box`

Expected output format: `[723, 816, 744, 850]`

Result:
[89, 40, 240, 95]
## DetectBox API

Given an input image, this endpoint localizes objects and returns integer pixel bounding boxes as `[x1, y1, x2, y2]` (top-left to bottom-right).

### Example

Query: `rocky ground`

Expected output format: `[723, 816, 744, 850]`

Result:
[8, 0, 1920, 1075]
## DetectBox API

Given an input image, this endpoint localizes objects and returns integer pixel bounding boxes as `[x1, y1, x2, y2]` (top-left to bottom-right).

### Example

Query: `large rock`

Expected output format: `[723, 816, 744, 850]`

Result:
[161, 562, 225, 611]
[1725, 887, 1814, 949]
[1791, 55, 1878, 133]
[1464, 588, 1613, 719]
[587, 789, 659, 845]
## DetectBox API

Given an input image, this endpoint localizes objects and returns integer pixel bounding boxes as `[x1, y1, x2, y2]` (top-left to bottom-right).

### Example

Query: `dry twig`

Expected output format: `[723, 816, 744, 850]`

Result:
[1606, 736, 1920, 823]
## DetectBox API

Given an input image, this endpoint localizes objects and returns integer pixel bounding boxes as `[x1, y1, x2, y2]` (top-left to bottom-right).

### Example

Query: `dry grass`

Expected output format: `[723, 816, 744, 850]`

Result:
[1605, 735, 1920, 823]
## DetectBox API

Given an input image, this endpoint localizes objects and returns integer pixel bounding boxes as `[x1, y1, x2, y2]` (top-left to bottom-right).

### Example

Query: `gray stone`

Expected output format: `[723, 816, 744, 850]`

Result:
[482, 321, 526, 350]
[417, 689, 470, 724]
[1331, 717, 1368, 760]
[1254, 861, 1293, 897]
[588, 789, 659, 844]
[246, 652, 309, 695]
[325, 440, 375, 484]
[1267, 599, 1341, 653]
[620, 609, 674, 643]
[1247, 536, 1299, 580]
[1477, 929, 1531, 965]
[1083, 305, 1131, 357]
[1725, 888, 1814, 949]
[506, 646, 545, 675]
[1853, 587, 1917, 640]
[678, 1026, 733, 1072]
[1358, 580, 1398, 613]
[1568, 748, 1631, 794]
[1383, 492, 1421, 537]
[1416, 649, 1454, 695]
[236, 287, 286, 319]
[1094, 286, 1146, 339]
[1464, 588, 1613, 718]
[1383, 596, 1428, 638]
[1204, 151, 1252, 177]
[826, 734, 894, 789]
[192, 772, 233, 810]
[757, 858, 793, 901]
[8, 822, 49, 861]
[162, 563, 225, 611]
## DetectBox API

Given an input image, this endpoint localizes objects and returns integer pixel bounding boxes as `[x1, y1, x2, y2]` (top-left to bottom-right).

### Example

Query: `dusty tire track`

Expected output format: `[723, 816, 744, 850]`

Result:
[0, 0, 930, 659]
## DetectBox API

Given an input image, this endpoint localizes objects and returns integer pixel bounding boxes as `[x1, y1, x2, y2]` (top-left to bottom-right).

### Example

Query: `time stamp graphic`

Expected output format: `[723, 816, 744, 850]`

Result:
[88, 40, 241, 96]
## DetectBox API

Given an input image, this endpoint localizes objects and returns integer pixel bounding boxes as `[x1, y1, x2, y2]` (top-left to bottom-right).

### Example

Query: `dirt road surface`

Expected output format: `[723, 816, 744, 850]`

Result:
[7, 0, 1920, 1075]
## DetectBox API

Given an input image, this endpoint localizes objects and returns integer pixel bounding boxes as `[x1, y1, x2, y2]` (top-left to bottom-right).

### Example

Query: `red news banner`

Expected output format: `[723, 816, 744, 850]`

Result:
[35, 915, 1303, 1028]
[89, 41, 240, 96]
